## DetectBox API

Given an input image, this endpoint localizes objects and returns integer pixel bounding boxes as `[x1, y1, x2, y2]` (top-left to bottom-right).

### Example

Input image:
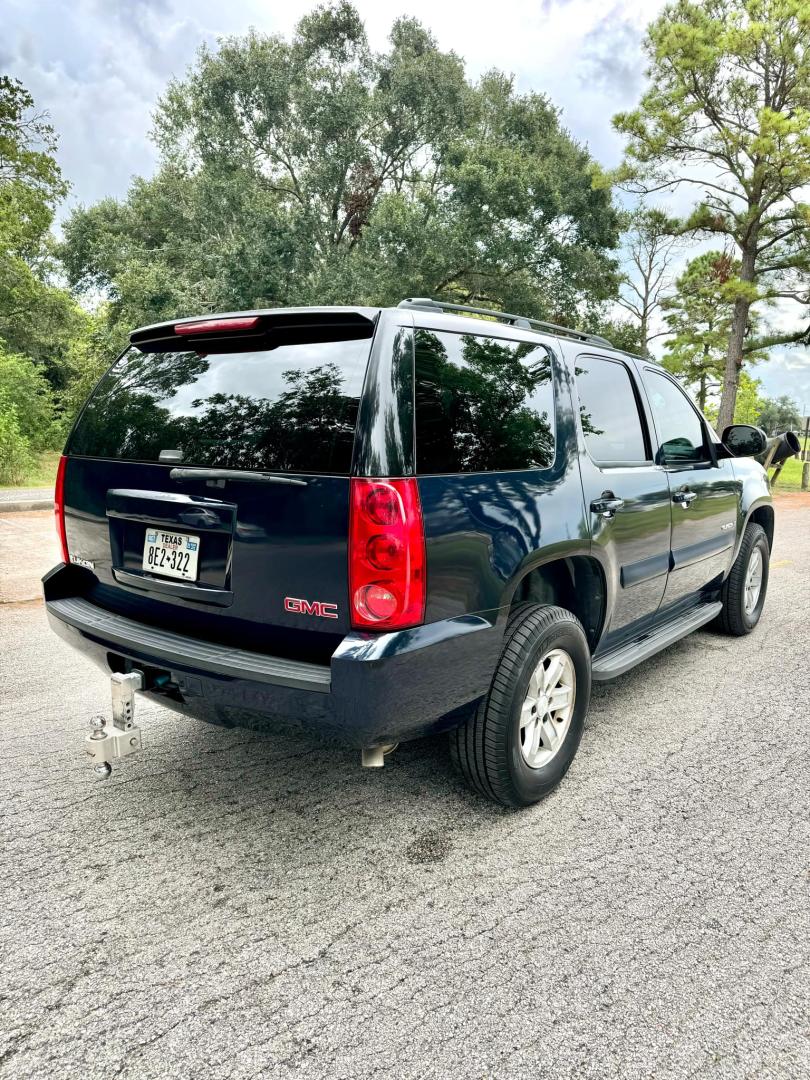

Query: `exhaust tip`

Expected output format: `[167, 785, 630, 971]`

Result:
[361, 743, 398, 768]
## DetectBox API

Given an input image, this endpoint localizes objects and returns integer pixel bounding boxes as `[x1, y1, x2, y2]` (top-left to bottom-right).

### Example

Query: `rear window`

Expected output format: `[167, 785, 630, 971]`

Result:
[68, 338, 372, 474]
[414, 329, 556, 474]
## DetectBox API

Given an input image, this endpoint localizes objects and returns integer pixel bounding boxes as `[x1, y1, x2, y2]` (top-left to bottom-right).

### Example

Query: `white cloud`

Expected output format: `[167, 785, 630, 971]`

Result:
[6, 0, 664, 214]
[6, 0, 807, 395]
[756, 350, 810, 413]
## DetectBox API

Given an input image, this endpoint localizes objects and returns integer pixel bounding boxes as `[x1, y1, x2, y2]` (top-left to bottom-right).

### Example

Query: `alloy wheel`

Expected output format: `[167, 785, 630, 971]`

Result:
[744, 547, 763, 616]
[519, 648, 576, 769]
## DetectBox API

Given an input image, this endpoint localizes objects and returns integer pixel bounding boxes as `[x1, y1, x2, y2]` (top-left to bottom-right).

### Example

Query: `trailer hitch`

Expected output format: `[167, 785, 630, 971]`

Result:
[85, 671, 144, 779]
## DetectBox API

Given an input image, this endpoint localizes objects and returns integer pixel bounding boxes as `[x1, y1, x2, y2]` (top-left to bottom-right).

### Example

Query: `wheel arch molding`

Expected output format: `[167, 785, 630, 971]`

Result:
[745, 501, 775, 549]
[501, 548, 608, 652]
[733, 498, 774, 565]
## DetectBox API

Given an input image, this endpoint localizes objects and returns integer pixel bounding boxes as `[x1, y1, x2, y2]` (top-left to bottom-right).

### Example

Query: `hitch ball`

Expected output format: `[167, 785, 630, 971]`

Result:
[84, 672, 144, 780]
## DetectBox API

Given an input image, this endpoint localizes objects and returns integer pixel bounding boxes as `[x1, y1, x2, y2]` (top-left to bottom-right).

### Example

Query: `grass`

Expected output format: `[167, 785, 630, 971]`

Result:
[771, 455, 808, 492]
[768, 433, 808, 493]
[0, 449, 61, 491]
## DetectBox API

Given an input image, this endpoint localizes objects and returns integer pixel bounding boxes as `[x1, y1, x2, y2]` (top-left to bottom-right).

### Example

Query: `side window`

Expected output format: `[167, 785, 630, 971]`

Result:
[575, 355, 648, 464]
[644, 369, 708, 464]
[414, 329, 555, 474]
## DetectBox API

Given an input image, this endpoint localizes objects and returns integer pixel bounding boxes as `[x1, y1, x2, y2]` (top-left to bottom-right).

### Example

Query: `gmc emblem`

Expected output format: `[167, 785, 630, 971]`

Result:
[284, 596, 339, 620]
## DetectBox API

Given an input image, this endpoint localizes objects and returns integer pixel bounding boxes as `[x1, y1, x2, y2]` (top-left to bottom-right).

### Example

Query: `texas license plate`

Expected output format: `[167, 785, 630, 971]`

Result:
[142, 529, 200, 581]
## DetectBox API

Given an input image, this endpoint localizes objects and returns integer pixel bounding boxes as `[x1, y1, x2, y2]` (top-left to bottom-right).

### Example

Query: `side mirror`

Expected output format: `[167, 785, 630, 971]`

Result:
[720, 424, 768, 458]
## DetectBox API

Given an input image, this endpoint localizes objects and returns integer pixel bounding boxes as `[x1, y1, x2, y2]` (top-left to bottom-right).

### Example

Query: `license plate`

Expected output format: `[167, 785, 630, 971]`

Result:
[142, 529, 200, 581]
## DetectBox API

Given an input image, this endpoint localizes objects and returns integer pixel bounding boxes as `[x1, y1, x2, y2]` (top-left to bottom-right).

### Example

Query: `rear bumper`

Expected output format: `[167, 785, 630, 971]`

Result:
[44, 564, 501, 747]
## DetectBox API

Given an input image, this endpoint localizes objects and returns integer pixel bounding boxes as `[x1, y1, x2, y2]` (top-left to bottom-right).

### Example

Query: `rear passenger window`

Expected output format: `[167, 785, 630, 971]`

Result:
[414, 329, 555, 474]
[575, 356, 648, 464]
[644, 369, 708, 463]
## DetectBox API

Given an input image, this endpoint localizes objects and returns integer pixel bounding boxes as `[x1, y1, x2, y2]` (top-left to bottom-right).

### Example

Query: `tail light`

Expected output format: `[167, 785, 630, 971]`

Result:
[349, 479, 426, 631]
[54, 454, 69, 563]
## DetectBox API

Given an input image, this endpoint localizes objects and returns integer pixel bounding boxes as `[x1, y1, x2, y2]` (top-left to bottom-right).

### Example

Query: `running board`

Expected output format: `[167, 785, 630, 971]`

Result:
[591, 601, 722, 682]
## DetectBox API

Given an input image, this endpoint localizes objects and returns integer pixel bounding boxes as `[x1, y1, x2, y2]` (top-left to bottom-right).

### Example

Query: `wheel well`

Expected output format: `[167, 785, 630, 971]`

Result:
[749, 505, 775, 550]
[510, 556, 606, 651]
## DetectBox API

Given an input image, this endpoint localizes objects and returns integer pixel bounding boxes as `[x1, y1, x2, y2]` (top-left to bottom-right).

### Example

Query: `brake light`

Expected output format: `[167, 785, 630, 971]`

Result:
[54, 454, 69, 563]
[175, 316, 260, 335]
[349, 479, 426, 631]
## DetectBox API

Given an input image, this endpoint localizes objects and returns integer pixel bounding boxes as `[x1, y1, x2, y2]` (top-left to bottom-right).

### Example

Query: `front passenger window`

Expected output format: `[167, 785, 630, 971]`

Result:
[645, 370, 708, 464]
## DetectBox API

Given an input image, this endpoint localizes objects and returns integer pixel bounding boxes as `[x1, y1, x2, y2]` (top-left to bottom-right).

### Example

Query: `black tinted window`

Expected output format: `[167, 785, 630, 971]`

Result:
[644, 370, 707, 463]
[68, 338, 371, 474]
[575, 356, 648, 463]
[414, 329, 555, 474]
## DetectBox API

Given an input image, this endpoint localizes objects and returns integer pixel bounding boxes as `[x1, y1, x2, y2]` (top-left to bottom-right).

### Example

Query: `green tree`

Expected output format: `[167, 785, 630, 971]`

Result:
[613, 0, 810, 431]
[61, 3, 621, 339]
[756, 393, 802, 433]
[0, 77, 88, 394]
[702, 370, 765, 426]
[60, 303, 122, 419]
[616, 207, 681, 355]
[0, 410, 33, 484]
[583, 314, 645, 354]
[0, 76, 66, 247]
[662, 251, 767, 410]
[0, 346, 58, 482]
[733, 370, 767, 424]
[0, 347, 57, 447]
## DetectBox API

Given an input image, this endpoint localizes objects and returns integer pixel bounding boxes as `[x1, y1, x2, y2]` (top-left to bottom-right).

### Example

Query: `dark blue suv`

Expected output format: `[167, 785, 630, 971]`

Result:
[45, 299, 780, 805]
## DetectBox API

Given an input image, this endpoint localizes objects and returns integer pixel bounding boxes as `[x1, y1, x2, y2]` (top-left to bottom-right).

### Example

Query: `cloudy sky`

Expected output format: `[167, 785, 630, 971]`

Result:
[4, 0, 809, 409]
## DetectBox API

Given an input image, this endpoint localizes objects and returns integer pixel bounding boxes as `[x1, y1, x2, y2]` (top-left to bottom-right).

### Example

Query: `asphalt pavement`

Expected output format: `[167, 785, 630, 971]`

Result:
[0, 488, 53, 513]
[1, 501, 808, 1079]
[0, 488, 52, 504]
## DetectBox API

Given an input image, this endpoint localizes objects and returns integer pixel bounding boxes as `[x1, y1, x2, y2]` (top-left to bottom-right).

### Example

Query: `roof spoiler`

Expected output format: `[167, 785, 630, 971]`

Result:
[130, 308, 378, 353]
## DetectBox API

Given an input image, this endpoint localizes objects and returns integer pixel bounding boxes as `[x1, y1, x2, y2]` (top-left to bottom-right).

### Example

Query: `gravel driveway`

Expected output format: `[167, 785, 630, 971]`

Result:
[1, 501, 808, 1079]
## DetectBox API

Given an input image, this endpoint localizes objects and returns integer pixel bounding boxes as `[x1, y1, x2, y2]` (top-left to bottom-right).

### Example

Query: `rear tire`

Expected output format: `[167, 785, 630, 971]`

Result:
[714, 522, 769, 636]
[450, 605, 591, 807]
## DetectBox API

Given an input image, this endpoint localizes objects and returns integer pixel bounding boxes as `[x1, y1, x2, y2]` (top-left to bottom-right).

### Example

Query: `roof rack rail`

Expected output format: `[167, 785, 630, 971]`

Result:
[397, 298, 614, 349]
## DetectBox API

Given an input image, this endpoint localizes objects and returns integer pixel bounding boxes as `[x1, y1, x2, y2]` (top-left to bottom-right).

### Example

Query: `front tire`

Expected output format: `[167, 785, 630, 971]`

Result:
[715, 522, 769, 636]
[450, 605, 591, 807]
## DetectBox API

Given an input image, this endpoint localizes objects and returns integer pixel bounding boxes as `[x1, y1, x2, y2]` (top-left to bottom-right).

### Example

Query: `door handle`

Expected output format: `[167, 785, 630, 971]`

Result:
[590, 492, 625, 519]
[672, 488, 697, 509]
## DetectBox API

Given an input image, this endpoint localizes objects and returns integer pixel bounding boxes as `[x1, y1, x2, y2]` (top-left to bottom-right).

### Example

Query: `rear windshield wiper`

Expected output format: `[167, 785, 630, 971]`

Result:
[169, 468, 308, 487]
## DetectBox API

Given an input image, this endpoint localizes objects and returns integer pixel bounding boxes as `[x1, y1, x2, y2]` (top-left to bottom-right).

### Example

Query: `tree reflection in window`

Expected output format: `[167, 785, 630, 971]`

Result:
[573, 366, 603, 439]
[574, 357, 648, 464]
[68, 344, 369, 474]
[414, 329, 555, 474]
[181, 363, 358, 471]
